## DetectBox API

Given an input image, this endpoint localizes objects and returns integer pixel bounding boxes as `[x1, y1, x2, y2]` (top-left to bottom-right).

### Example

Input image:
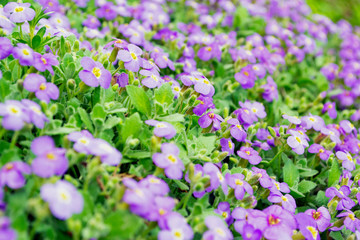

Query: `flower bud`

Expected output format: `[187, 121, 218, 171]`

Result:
[65, 40, 72, 53]
[17, 79, 24, 92]
[268, 126, 277, 138]
[328, 199, 339, 215]
[216, 152, 229, 162]
[112, 83, 119, 91]
[67, 79, 76, 90]
[73, 40, 80, 51]
[129, 138, 140, 149]
[109, 47, 119, 63]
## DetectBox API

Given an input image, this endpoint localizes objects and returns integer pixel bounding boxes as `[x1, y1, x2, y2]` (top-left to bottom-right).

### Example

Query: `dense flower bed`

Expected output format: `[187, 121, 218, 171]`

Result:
[1, 0, 360, 239]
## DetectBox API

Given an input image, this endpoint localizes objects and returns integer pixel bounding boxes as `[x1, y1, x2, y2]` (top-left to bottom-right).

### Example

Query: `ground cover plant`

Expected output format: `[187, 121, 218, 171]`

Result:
[1, 0, 360, 239]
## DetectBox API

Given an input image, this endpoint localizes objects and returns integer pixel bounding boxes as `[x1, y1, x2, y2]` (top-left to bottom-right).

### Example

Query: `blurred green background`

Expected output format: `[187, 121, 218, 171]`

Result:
[307, 0, 360, 25]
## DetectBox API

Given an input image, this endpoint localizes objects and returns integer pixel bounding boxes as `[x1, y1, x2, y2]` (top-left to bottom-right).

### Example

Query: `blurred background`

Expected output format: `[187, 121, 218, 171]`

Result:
[307, 0, 360, 25]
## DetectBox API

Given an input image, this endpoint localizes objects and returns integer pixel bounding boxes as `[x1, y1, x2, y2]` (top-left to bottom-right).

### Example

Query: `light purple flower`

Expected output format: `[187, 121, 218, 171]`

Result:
[215, 202, 233, 225]
[0, 217, 16, 240]
[4, 2, 35, 23]
[21, 99, 49, 129]
[198, 111, 224, 131]
[325, 185, 355, 211]
[322, 102, 337, 119]
[220, 138, 235, 156]
[237, 147, 262, 165]
[139, 70, 161, 88]
[226, 173, 253, 200]
[282, 114, 301, 124]
[158, 212, 193, 240]
[193, 96, 215, 116]
[31, 136, 68, 178]
[152, 143, 184, 180]
[0, 100, 30, 130]
[0, 161, 31, 189]
[33, 53, 59, 75]
[287, 130, 309, 154]
[79, 57, 111, 88]
[227, 118, 247, 142]
[296, 213, 320, 240]
[23, 73, 59, 103]
[89, 138, 122, 166]
[118, 44, 143, 72]
[337, 210, 360, 232]
[336, 151, 356, 171]
[308, 144, 332, 161]
[304, 207, 331, 232]
[203, 215, 233, 240]
[145, 120, 176, 139]
[40, 180, 84, 220]
[268, 193, 296, 213]
[235, 65, 257, 89]
[67, 130, 94, 154]
[301, 115, 325, 131]
[12, 43, 34, 66]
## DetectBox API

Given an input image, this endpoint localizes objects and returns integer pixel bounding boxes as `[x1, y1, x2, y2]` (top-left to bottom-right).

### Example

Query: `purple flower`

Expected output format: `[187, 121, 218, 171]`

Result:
[193, 76, 215, 97]
[321, 63, 338, 81]
[215, 202, 234, 225]
[158, 212, 193, 240]
[261, 76, 278, 102]
[118, 44, 143, 72]
[21, 99, 49, 129]
[296, 213, 320, 240]
[145, 120, 176, 139]
[12, 43, 34, 66]
[232, 207, 249, 234]
[204, 163, 228, 195]
[198, 111, 224, 131]
[325, 186, 355, 210]
[301, 115, 325, 131]
[154, 52, 175, 71]
[79, 57, 111, 88]
[227, 118, 247, 142]
[193, 96, 215, 116]
[237, 147, 262, 165]
[241, 223, 262, 240]
[268, 193, 296, 213]
[304, 207, 331, 232]
[203, 216, 233, 240]
[337, 210, 360, 232]
[0, 161, 31, 189]
[152, 143, 184, 180]
[308, 144, 332, 161]
[67, 130, 94, 154]
[33, 53, 59, 75]
[226, 173, 253, 200]
[282, 114, 301, 124]
[336, 151, 356, 171]
[247, 205, 296, 240]
[82, 15, 101, 29]
[114, 72, 129, 87]
[95, 2, 117, 20]
[147, 196, 175, 223]
[139, 175, 169, 196]
[240, 101, 266, 119]
[339, 120, 356, 134]
[139, 70, 161, 88]
[252, 167, 273, 188]
[322, 102, 337, 119]
[235, 65, 257, 89]
[88, 138, 122, 166]
[287, 130, 309, 154]
[269, 180, 290, 195]
[0, 217, 16, 240]
[197, 43, 222, 61]
[40, 180, 84, 220]
[234, 107, 257, 126]
[220, 138, 235, 156]
[0, 37, 12, 60]
[23, 73, 59, 103]
[0, 100, 30, 130]
[4, 2, 35, 23]
[31, 136, 68, 178]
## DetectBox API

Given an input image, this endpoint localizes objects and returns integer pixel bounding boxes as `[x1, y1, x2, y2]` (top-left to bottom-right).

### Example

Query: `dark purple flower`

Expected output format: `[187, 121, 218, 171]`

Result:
[308, 144, 332, 161]
[4, 2, 35, 23]
[198, 111, 224, 131]
[40, 180, 84, 220]
[296, 213, 320, 240]
[304, 207, 331, 232]
[261, 76, 278, 102]
[220, 138, 235, 156]
[226, 173, 253, 200]
[114, 72, 129, 88]
[12, 43, 34, 66]
[322, 102, 337, 119]
[95, 2, 117, 20]
[0, 161, 31, 189]
[321, 63, 338, 81]
[0, 37, 12, 60]
[31, 136, 68, 178]
[23, 73, 59, 103]
[193, 96, 215, 116]
[152, 143, 184, 180]
[0, 100, 30, 130]
[145, 120, 176, 139]
[79, 57, 111, 88]
[118, 44, 143, 72]
[203, 215, 233, 240]
[33, 53, 59, 75]
[237, 147, 262, 165]
[0, 217, 16, 240]
[235, 65, 257, 89]
[21, 99, 49, 129]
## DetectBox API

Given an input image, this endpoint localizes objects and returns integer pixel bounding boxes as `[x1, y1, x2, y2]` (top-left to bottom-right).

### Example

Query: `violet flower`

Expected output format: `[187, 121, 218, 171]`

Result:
[152, 143, 184, 180]
[268, 193, 296, 213]
[337, 210, 360, 232]
[22, 99, 48, 129]
[203, 215, 233, 240]
[12, 43, 34, 66]
[23, 73, 59, 103]
[0, 161, 31, 189]
[287, 130, 309, 154]
[4, 2, 35, 23]
[198, 111, 224, 131]
[237, 147, 262, 165]
[31, 136, 68, 178]
[227, 118, 247, 142]
[226, 173, 253, 200]
[79, 57, 111, 88]
[235, 65, 257, 89]
[40, 180, 84, 220]
[67, 130, 94, 155]
[336, 151, 356, 171]
[301, 115, 325, 131]
[193, 96, 215, 116]
[139, 70, 161, 88]
[158, 212, 193, 240]
[145, 120, 176, 139]
[322, 102, 337, 119]
[0, 100, 30, 131]
[88, 138, 122, 166]
[0, 217, 16, 240]
[308, 144, 332, 161]
[215, 202, 233, 225]
[220, 138, 235, 156]
[0, 37, 12, 60]
[296, 213, 320, 240]
[304, 207, 331, 232]
[118, 44, 143, 72]
[33, 53, 59, 75]
[325, 185, 355, 211]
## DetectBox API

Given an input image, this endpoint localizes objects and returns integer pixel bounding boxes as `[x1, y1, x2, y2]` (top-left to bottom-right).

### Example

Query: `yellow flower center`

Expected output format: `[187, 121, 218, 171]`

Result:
[208, 113, 215, 119]
[5, 163, 13, 170]
[131, 52, 137, 60]
[167, 154, 177, 163]
[204, 80, 210, 84]
[309, 117, 315, 122]
[222, 212, 228, 218]
[245, 151, 251, 155]
[9, 107, 19, 114]
[236, 124, 242, 130]
[252, 108, 257, 113]
[156, 123, 166, 128]
[281, 196, 288, 202]
[296, 137, 301, 143]
[39, 83, 47, 91]
[319, 149, 324, 153]
[243, 71, 249, 77]
[41, 57, 47, 65]
[268, 215, 280, 225]
[347, 155, 353, 161]
[15, 7, 24, 12]
[215, 228, 226, 237]
[174, 231, 182, 238]
[244, 109, 249, 114]
[159, 208, 166, 215]
[92, 67, 101, 78]
[206, 47, 212, 52]
[306, 226, 318, 240]
[228, 141, 233, 149]
[47, 153, 56, 160]
[60, 192, 69, 200]
[235, 179, 243, 186]
[349, 214, 355, 221]
[149, 178, 160, 184]
[312, 211, 321, 220]
[22, 49, 30, 56]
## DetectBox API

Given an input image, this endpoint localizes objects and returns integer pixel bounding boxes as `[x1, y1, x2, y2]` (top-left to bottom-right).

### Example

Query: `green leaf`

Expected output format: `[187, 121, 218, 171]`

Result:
[157, 113, 185, 122]
[65, 63, 76, 79]
[289, 187, 305, 198]
[104, 210, 143, 240]
[32, 35, 41, 49]
[124, 151, 151, 159]
[126, 85, 151, 116]
[282, 154, 299, 187]
[315, 191, 329, 206]
[0, 79, 10, 101]
[103, 116, 121, 130]
[36, 26, 46, 39]
[154, 83, 174, 105]
[298, 180, 317, 193]
[78, 108, 94, 132]
[45, 127, 78, 135]
[328, 159, 341, 187]
[91, 104, 107, 121]
[173, 180, 189, 191]
[121, 113, 142, 143]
